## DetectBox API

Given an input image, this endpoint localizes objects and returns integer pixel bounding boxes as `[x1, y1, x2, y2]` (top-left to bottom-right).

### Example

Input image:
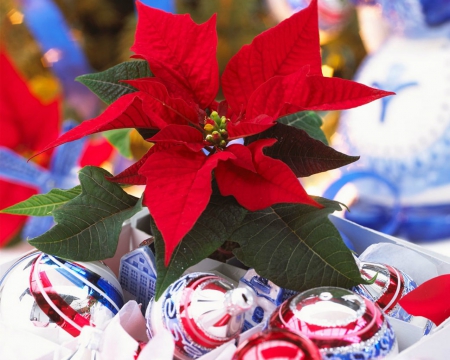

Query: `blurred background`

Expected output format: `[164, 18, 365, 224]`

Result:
[1, 0, 449, 260]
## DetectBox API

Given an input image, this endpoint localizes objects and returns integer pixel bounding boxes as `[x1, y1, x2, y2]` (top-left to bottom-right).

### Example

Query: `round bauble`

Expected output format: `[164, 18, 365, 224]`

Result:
[0, 251, 124, 344]
[269, 286, 398, 359]
[146, 272, 254, 360]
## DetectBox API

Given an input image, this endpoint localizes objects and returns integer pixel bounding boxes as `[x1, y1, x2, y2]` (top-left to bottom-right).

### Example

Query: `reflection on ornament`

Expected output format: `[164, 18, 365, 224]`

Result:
[269, 287, 398, 359]
[146, 272, 254, 359]
[0, 251, 124, 344]
[353, 261, 434, 334]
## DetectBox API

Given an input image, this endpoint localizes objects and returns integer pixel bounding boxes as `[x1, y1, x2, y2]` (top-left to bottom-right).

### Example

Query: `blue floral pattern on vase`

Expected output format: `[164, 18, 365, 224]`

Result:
[332, 0, 450, 240]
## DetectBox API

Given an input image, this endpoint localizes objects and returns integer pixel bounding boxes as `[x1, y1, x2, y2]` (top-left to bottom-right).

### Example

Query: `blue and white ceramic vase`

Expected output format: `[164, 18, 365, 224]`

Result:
[330, 0, 450, 242]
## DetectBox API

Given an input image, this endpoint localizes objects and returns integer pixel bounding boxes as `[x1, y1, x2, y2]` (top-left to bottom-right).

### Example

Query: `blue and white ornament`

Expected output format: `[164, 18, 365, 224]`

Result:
[146, 272, 254, 360]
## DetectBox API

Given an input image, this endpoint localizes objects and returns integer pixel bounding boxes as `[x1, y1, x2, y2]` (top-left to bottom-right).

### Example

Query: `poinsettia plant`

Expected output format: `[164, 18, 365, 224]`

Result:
[2, 0, 393, 299]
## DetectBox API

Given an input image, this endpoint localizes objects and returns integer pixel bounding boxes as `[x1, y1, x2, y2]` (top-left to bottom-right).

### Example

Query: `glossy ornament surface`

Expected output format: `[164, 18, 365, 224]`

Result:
[146, 272, 254, 360]
[269, 287, 398, 359]
[232, 328, 321, 360]
[353, 261, 434, 334]
[0, 251, 124, 344]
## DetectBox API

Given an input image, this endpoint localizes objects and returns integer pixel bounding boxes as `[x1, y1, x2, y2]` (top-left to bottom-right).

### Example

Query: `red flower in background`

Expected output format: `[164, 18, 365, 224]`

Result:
[37, 0, 393, 264]
[0, 49, 60, 246]
[0, 49, 114, 246]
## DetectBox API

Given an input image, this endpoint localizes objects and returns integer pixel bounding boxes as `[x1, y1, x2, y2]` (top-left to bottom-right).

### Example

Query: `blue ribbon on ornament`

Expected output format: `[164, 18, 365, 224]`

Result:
[21, 0, 98, 118]
[323, 171, 450, 242]
[0, 121, 86, 239]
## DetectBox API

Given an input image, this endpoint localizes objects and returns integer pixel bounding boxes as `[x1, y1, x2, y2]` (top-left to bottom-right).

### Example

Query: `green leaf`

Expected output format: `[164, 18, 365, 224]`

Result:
[247, 123, 359, 177]
[76, 60, 152, 105]
[29, 166, 143, 261]
[278, 111, 328, 145]
[103, 129, 132, 159]
[230, 197, 365, 292]
[0, 186, 82, 216]
[152, 184, 248, 300]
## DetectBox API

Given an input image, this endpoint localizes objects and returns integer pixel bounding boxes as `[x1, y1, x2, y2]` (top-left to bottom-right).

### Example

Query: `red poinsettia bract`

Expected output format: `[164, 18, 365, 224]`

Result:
[37, 0, 393, 264]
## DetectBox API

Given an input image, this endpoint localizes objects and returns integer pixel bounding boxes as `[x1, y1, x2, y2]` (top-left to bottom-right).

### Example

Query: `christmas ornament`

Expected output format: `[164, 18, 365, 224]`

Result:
[145, 272, 254, 359]
[0, 251, 124, 344]
[353, 261, 434, 334]
[269, 287, 398, 359]
[232, 328, 321, 360]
